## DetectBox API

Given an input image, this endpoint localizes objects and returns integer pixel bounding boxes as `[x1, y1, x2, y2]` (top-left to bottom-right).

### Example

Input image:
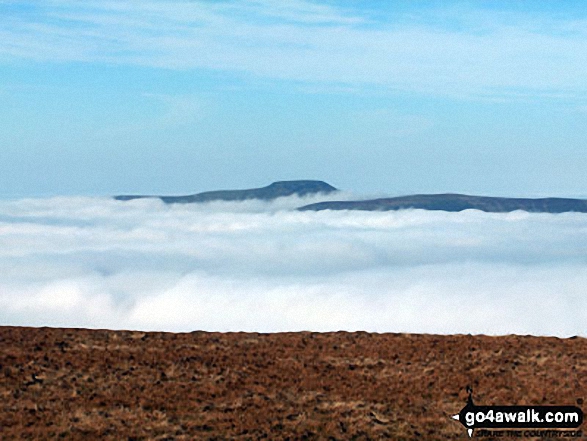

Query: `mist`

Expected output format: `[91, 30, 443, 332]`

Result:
[0, 196, 586, 336]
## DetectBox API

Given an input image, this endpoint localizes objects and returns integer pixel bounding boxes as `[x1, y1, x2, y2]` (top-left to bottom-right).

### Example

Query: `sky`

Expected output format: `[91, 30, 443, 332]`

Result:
[1, 1, 587, 336]
[1, 196, 586, 336]
[1, 0, 587, 198]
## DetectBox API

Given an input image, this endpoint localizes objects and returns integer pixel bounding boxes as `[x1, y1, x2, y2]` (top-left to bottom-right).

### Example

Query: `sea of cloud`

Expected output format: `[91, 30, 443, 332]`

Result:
[1, 195, 586, 336]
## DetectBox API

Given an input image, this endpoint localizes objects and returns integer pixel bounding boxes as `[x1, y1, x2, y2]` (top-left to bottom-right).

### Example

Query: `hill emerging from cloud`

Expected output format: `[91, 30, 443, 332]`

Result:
[115, 180, 338, 203]
[115, 180, 587, 214]
[298, 193, 587, 213]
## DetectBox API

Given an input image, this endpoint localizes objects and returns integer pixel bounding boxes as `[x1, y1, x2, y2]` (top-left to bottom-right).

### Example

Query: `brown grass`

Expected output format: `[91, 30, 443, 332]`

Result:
[0, 327, 585, 440]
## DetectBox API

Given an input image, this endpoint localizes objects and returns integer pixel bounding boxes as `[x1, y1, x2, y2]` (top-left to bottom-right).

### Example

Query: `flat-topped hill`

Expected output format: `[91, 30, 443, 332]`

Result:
[116, 181, 587, 214]
[115, 180, 338, 203]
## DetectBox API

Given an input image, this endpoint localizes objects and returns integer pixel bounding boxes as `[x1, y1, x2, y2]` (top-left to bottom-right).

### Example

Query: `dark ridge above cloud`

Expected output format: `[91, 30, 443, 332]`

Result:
[117, 181, 587, 213]
[297, 193, 587, 213]
[114, 180, 338, 204]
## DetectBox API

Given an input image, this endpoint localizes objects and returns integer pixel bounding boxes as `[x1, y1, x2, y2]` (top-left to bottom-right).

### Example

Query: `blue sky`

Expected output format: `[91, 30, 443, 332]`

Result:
[1, 0, 586, 198]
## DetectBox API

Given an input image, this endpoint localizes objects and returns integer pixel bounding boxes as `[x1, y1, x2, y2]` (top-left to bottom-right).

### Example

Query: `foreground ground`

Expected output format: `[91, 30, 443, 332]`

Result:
[0, 327, 585, 440]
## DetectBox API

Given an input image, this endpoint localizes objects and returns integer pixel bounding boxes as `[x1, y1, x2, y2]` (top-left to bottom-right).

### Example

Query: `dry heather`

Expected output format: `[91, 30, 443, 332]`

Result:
[0, 327, 585, 440]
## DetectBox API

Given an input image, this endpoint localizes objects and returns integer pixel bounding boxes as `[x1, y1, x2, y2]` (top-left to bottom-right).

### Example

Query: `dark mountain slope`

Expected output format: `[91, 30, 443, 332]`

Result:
[297, 193, 587, 213]
[115, 180, 338, 203]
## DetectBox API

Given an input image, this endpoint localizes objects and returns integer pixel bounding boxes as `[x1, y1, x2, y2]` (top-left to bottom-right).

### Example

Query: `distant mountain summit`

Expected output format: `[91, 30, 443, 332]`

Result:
[116, 182, 587, 213]
[115, 180, 338, 203]
[297, 193, 587, 213]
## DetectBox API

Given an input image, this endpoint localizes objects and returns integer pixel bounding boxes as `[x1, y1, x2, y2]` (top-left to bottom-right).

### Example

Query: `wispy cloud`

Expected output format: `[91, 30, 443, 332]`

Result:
[1, 196, 586, 336]
[1, 1, 587, 100]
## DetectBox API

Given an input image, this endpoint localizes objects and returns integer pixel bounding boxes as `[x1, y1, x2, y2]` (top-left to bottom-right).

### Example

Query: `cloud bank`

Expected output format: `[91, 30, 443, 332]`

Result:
[1, 195, 586, 336]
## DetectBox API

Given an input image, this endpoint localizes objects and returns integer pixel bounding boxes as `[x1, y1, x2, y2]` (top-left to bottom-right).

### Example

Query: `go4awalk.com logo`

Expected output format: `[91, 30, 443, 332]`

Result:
[452, 387, 583, 438]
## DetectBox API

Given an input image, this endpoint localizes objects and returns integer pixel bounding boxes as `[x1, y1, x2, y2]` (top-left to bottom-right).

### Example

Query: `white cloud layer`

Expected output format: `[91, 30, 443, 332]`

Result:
[1, 195, 586, 336]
